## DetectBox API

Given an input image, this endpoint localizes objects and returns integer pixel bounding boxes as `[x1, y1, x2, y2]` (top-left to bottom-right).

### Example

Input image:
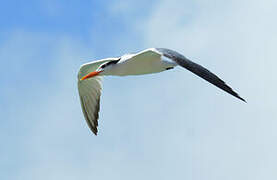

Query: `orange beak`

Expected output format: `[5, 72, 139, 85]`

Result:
[80, 71, 102, 81]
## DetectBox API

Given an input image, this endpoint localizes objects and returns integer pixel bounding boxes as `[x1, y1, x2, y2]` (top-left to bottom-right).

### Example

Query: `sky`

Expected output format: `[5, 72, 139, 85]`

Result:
[1, 0, 277, 179]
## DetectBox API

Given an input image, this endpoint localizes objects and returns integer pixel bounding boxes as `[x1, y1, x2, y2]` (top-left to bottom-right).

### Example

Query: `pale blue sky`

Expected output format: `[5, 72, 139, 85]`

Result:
[1, 0, 277, 180]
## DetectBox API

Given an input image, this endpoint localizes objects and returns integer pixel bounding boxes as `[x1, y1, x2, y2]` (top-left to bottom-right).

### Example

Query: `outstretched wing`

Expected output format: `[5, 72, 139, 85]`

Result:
[78, 77, 102, 135]
[78, 60, 112, 135]
[156, 48, 245, 102]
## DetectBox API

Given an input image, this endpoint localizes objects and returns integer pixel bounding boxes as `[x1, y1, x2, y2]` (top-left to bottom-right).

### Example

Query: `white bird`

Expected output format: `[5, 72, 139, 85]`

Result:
[78, 48, 245, 135]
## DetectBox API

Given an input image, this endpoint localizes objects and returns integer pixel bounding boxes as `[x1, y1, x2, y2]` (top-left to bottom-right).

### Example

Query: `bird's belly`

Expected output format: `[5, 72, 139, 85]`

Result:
[110, 58, 173, 76]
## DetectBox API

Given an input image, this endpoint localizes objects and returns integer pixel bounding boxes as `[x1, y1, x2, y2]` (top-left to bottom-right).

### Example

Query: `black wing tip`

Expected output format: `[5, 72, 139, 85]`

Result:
[89, 126, 98, 136]
[225, 87, 246, 103]
[226, 86, 246, 103]
[90, 126, 98, 136]
[93, 130, 98, 136]
[237, 96, 247, 103]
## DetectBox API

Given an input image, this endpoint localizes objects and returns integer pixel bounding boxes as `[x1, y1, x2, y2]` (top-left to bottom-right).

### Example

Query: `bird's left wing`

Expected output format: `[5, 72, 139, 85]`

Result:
[156, 48, 245, 102]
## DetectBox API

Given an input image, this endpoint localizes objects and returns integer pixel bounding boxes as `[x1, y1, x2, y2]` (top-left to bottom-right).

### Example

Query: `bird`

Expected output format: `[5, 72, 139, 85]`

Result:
[78, 48, 245, 135]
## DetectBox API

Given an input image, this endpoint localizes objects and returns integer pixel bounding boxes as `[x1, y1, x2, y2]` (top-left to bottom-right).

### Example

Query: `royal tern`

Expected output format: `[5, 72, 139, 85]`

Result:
[78, 48, 245, 135]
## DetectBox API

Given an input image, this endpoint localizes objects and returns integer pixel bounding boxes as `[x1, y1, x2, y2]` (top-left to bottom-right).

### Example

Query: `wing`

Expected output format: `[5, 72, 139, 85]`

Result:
[78, 60, 111, 135]
[156, 48, 245, 102]
[78, 77, 102, 135]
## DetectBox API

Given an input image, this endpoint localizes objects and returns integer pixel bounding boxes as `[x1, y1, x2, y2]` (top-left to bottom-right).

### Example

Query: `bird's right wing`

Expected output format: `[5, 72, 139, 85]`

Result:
[77, 60, 113, 135]
[156, 48, 245, 102]
[78, 77, 102, 135]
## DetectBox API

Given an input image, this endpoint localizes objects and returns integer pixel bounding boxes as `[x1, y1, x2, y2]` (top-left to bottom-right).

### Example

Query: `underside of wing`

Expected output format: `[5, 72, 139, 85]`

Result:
[156, 48, 245, 102]
[78, 77, 102, 135]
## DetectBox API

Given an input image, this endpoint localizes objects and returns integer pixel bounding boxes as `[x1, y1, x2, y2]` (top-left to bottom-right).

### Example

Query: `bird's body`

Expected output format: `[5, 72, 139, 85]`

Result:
[78, 48, 245, 135]
[97, 48, 177, 76]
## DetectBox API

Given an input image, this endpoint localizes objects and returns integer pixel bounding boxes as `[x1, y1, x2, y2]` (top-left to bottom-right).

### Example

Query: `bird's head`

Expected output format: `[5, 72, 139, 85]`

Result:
[80, 69, 103, 81]
[80, 58, 120, 81]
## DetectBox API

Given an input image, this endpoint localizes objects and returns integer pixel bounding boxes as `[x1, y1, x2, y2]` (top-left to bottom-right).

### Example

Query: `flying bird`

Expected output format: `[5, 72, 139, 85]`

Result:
[78, 48, 245, 135]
